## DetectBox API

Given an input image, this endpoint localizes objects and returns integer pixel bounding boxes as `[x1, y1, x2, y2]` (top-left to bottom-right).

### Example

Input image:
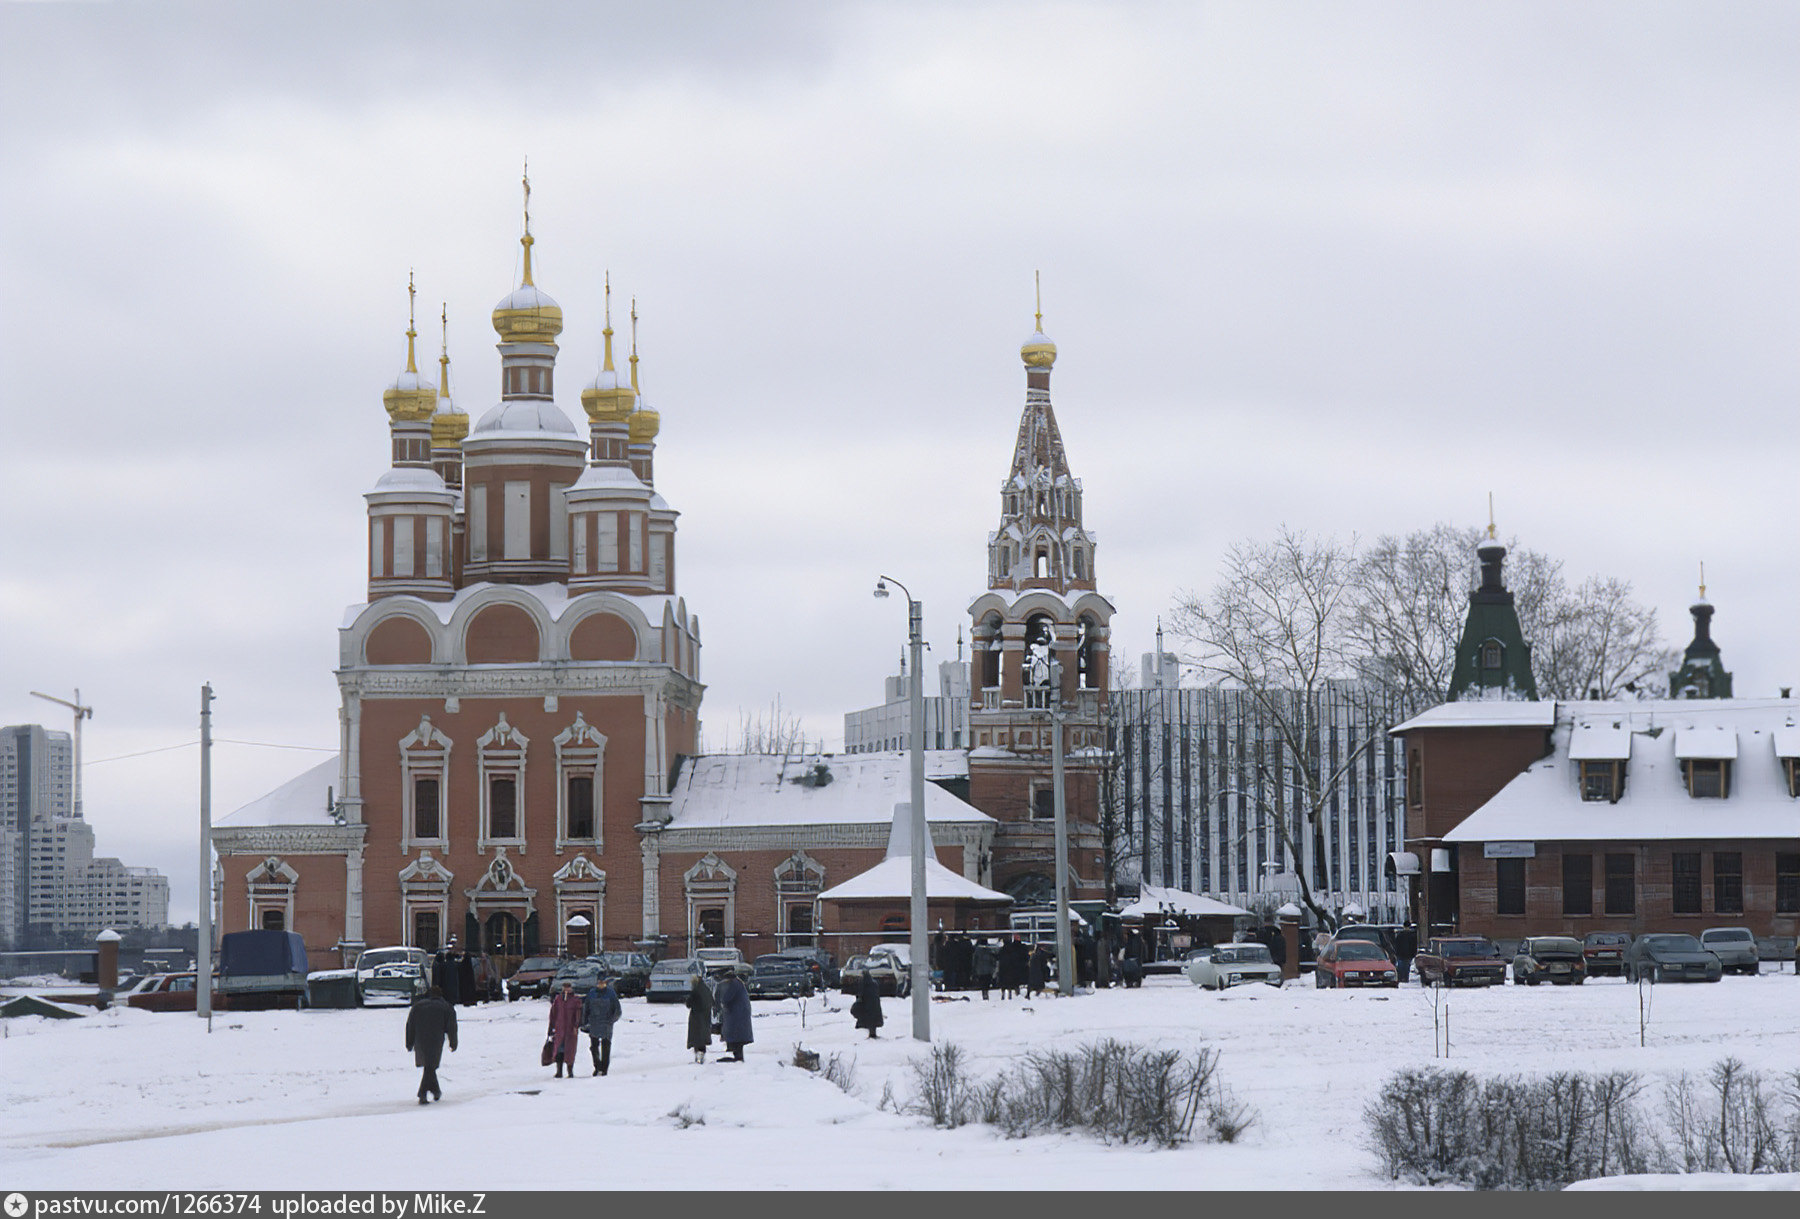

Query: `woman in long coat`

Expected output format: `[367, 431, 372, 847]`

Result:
[684, 973, 713, 1064]
[1026, 944, 1050, 998]
[546, 980, 583, 1078]
[850, 971, 884, 1038]
[715, 971, 753, 1062]
[997, 936, 1028, 999]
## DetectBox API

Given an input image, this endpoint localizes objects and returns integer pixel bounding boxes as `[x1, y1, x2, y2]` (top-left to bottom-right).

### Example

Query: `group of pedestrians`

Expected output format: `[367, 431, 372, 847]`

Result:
[682, 969, 753, 1063]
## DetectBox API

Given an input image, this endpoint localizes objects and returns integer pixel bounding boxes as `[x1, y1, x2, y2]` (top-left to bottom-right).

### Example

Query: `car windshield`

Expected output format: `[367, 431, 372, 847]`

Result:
[1334, 943, 1387, 961]
[1584, 934, 1629, 947]
[519, 957, 562, 971]
[1437, 939, 1498, 957]
[360, 949, 413, 969]
[1183, 948, 1214, 961]
[754, 959, 802, 974]
[1528, 939, 1583, 955]
[845, 956, 872, 970]
[651, 959, 696, 976]
[1643, 935, 1702, 951]
[1215, 946, 1272, 965]
[1702, 929, 1753, 943]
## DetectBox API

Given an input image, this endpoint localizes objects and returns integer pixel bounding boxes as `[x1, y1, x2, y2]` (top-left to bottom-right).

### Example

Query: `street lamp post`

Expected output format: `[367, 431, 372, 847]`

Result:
[1048, 660, 1075, 996]
[874, 576, 930, 1042]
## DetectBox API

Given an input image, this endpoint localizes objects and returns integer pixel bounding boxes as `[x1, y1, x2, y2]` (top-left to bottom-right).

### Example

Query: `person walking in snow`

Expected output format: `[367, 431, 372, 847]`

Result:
[684, 972, 713, 1063]
[850, 970, 885, 1038]
[1027, 943, 1051, 998]
[433, 939, 462, 1005]
[546, 979, 583, 1078]
[997, 935, 1029, 999]
[582, 974, 623, 1076]
[972, 937, 999, 1000]
[715, 969, 753, 1062]
[404, 985, 457, 1104]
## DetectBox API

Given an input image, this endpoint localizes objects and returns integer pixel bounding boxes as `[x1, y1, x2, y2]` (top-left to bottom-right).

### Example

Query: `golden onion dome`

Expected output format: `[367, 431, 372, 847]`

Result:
[1021, 327, 1057, 369]
[492, 167, 562, 342]
[580, 276, 635, 423]
[431, 307, 468, 445]
[383, 278, 438, 421]
[628, 401, 661, 444]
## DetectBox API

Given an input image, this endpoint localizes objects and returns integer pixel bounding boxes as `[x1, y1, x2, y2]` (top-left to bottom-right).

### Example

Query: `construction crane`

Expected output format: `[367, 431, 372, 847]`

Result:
[29, 688, 93, 819]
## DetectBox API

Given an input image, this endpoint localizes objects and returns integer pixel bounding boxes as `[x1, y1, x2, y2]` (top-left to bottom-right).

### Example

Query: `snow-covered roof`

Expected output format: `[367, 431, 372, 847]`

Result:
[494, 284, 559, 313]
[341, 582, 686, 630]
[1568, 721, 1632, 761]
[1775, 726, 1800, 759]
[665, 753, 992, 831]
[816, 855, 1012, 903]
[471, 398, 578, 436]
[1442, 700, 1800, 843]
[370, 466, 449, 494]
[1674, 726, 1737, 760]
[1117, 884, 1250, 919]
[1390, 700, 1558, 734]
[568, 463, 649, 495]
[218, 755, 341, 827]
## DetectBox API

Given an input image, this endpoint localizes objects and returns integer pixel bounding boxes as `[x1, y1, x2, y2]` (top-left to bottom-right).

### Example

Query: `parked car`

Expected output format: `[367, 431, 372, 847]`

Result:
[1624, 934, 1723, 984]
[1183, 942, 1282, 990]
[747, 955, 816, 1000]
[591, 951, 655, 996]
[505, 955, 565, 1001]
[1582, 931, 1632, 977]
[840, 950, 910, 997]
[1699, 927, 1760, 976]
[1413, 936, 1506, 987]
[771, 946, 839, 989]
[551, 959, 604, 994]
[355, 946, 431, 1005]
[1332, 924, 1400, 964]
[1314, 939, 1399, 988]
[125, 971, 221, 1012]
[1511, 936, 1587, 986]
[217, 930, 310, 1010]
[645, 957, 701, 1003]
[694, 947, 753, 978]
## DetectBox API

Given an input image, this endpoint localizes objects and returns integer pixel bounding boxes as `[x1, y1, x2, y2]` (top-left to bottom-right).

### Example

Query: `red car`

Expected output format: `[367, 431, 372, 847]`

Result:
[1314, 939, 1399, 988]
[1413, 936, 1506, 987]
[1582, 932, 1631, 977]
[124, 972, 225, 1012]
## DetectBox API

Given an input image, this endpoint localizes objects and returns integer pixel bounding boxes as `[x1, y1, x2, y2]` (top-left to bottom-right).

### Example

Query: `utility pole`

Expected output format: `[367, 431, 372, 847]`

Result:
[1049, 659, 1074, 997]
[29, 689, 93, 818]
[197, 684, 214, 1022]
[875, 575, 931, 1042]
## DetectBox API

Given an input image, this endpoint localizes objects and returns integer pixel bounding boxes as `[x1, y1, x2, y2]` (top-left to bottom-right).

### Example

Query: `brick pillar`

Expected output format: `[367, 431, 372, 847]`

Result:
[1277, 905, 1301, 982]
[95, 928, 121, 990]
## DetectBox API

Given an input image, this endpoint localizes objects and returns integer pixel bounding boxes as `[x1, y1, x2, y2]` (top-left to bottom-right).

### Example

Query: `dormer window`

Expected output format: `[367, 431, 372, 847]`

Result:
[1683, 758, 1730, 799]
[1579, 761, 1621, 803]
[1481, 641, 1503, 670]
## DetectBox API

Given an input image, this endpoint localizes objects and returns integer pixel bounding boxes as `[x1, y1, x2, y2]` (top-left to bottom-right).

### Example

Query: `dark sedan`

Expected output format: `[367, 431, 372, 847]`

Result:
[591, 951, 654, 997]
[1512, 936, 1587, 985]
[506, 955, 566, 1001]
[1624, 934, 1722, 984]
[746, 956, 815, 1000]
[1414, 936, 1506, 987]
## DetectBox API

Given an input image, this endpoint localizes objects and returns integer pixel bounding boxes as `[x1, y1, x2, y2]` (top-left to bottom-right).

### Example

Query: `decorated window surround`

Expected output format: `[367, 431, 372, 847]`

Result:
[553, 853, 607, 950]
[554, 713, 606, 854]
[477, 713, 530, 853]
[398, 850, 455, 950]
[773, 849, 825, 946]
[399, 715, 453, 853]
[247, 855, 299, 934]
[683, 852, 737, 946]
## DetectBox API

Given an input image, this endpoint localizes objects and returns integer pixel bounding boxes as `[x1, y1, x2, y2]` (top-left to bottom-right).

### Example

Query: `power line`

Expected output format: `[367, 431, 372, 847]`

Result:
[215, 739, 337, 753]
[83, 738, 335, 767]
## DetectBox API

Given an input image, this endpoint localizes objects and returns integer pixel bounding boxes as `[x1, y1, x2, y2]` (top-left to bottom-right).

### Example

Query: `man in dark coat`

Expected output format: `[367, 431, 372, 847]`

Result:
[581, 975, 623, 1076]
[684, 973, 713, 1064]
[456, 951, 477, 1007]
[997, 935, 1029, 998]
[971, 938, 999, 1000]
[1027, 944, 1051, 998]
[433, 940, 461, 1005]
[404, 985, 457, 1104]
[715, 970, 753, 1062]
[850, 971, 884, 1038]
[1394, 922, 1419, 984]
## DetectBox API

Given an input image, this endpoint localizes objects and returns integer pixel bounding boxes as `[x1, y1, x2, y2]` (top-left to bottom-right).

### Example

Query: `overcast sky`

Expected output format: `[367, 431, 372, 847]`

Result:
[3, 1, 1796, 921]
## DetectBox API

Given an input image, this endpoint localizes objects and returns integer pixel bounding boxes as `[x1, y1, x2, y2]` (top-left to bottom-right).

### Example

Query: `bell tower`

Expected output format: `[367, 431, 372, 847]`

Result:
[967, 283, 1114, 904]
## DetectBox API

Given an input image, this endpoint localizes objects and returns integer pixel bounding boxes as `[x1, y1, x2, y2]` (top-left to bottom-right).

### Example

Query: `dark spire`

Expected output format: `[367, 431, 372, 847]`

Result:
[1670, 566, 1732, 698]
[1446, 516, 1537, 701]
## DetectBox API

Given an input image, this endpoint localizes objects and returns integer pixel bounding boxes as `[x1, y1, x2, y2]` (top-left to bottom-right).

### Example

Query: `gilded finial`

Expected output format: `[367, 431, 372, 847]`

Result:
[519, 157, 535, 287]
[629, 296, 640, 393]
[1699, 561, 1706, 600]
[1034, 270, 1043, 334]
[438, 303, 451, 396]
[602, 272, 615, 372]
[1486, 493, 1496, 541]
[405, 271, 419, 374]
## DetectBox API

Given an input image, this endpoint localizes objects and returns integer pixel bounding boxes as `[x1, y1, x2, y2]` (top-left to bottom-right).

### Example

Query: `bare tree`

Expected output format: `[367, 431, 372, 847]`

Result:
[733, 696, 815, 755]
[1530, 576, 1678, 700]
[1167, 526, 1378, 929]
[1347, 523, 1478, 708]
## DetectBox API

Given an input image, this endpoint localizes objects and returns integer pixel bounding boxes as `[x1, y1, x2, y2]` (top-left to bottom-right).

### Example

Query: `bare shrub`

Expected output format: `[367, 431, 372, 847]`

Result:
[908, 1042, 975, 1128]
[819, 1051, 856, 1094]
[1665, 1058, 1795, 1175]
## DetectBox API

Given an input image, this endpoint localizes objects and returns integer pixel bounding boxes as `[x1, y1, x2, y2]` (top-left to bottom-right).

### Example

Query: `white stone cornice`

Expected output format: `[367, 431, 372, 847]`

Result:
[212, 824, 367, 855]
[337, 664, 703, 709]
[657, 822, 989, 855]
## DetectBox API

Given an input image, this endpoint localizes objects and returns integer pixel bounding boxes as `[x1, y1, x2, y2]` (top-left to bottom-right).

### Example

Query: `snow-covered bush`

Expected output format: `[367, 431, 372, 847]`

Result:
[1665, 1059, 1800, 1175]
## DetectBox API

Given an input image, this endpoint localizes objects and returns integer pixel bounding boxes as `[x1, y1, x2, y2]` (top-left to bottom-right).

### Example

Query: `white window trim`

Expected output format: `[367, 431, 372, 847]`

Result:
[478, 714, 530, 854]
[684, 852, 737, 947]
[399, 715, 453, 853]
[774, 850, 824, 946]
[553, 713, 606, 853]
[398, 851, 455, 950]
[553, 854, 607, 953]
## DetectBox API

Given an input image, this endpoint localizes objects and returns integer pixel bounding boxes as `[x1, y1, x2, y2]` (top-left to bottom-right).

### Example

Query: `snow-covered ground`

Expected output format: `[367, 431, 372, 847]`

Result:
[3, 972, 1796, 1191]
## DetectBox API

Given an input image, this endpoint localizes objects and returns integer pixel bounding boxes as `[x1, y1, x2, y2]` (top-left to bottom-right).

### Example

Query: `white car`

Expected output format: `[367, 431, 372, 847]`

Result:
[355, 946, 431, 1005]
[1182, 942, 1283, 991]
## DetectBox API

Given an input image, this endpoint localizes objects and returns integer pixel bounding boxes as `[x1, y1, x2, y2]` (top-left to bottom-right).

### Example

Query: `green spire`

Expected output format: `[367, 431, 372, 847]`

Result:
[1447, 531, 1537, 700]
[1669, 569, 1732, 698]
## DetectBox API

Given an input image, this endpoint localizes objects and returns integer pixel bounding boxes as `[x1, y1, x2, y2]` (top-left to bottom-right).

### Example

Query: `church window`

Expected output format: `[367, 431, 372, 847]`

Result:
[1035, 550, 1048, 578]
[394, 515, 414, 576]
[572, 513, 588, 571]
[412, 909, 441, 952]
[260, 909, 286, 931]
[489, 777, 518, 838]
[413, 777, 440, 840]
[425, 520, 443, 578]
[504, 481, 531, 560]
[1032, 787, 1055, 821]
[555, 714, 605, 849]
[478, 715, 529, 850]
[549, 485, 568, 561]
[485, 911, 522, 956]
[649, 534, 667, 587]
[370, 519, 387, 578]
[399, 716, 452, 850]
[628, 514, 643, 572]
[598, 513, 619, 571]
[469, 486, 488, 561]
[1481, 641, 1503, 670]
[1073, 549, 1086, 581]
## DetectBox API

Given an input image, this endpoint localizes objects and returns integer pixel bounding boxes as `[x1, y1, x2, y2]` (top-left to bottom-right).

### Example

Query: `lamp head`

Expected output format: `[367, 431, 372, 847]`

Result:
[873, 579, 891, 599]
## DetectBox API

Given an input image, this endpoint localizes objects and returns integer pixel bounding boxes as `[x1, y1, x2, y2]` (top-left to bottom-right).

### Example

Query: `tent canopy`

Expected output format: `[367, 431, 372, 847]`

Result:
[1117, 884, 1250, 919]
